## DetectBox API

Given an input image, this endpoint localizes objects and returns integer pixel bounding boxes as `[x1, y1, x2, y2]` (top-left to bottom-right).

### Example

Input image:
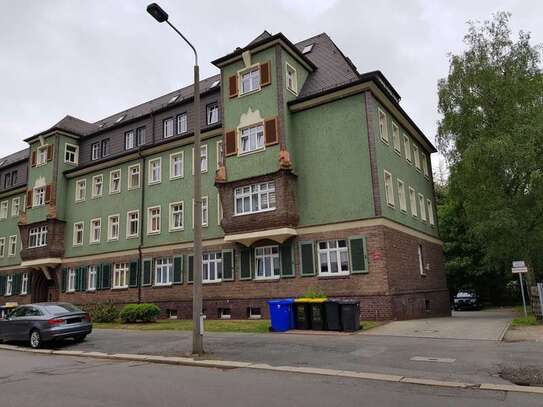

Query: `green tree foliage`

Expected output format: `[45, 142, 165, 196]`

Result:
[437, 12, 543, 298]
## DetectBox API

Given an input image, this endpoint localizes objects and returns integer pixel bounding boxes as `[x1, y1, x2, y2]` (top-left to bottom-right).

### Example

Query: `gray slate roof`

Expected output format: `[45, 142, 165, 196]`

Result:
[0, 148, 29, 168]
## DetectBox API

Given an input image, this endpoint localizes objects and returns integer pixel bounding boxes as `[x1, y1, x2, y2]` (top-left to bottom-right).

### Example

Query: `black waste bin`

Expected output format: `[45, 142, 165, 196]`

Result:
[339, 299, 361, 332]
[294, 302, 311, 330]
[324, 300, 341, 331]
[309, 302, 326, 330]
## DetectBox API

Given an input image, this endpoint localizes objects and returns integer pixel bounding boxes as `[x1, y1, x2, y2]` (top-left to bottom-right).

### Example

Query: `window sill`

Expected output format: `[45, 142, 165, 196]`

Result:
[148, 181, 162, 186]
[91, 196, 103, 200]
[237, 147, 265, 158]
[317, 274, 350, 280]
[109, 191, 121, 195]
[153, 283, 173, 288]
[238, 88, 262, 98]
[127, 186, 141, 191]
[107, 238, 119, 242]
[112, 287, 129, 290]
[287, 87, 298, 96]
[233, 208, 276, 217]
[254, 277, 281, 283]
[147, 231, 161, 236]
[126, 235, 139, 240]
[169, 228, 184, 233]
[169, 175, 184, 181]
[89, 241, 101, 245]
[203, 280, 222, 285]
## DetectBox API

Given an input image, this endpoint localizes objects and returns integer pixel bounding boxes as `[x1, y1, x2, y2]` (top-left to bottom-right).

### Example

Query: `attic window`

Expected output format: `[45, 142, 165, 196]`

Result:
[211, 80, 220, 88]
[98, 123, 105, 128]
[115, 115, 126, 123]
[168, 95, 179, 104]
[302, 44, 314, 54]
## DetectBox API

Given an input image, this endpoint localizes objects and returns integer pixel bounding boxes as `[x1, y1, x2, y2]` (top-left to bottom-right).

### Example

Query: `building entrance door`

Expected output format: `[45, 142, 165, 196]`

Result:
[31, 270, 49, 303]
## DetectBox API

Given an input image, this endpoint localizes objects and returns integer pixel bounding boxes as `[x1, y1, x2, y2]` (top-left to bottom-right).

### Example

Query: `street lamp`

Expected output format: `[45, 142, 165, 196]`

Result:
[147, 2, 204, 355]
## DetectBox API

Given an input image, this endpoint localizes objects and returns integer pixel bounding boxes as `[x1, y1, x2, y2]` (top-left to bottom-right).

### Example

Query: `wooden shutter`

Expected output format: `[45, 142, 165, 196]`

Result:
[96, 265, 103, 290]
[12, 273, 21, 295]
[47, 145, 54, 162]
[225, 130, 237, 156]
[101, 264, 111, 289]
[300, 241, 316, 276]
[280, 240, 295, 278]
[31, 151, 37, 167]
[61, 268, 67, 292]
[75, 268, 81, 292]
[142, 259, 152, 286]
[349, 236, 368, 274]
[260, 61, 271, 87]
[187, 255, 194, 283]
[264, 117, 278, 146]
[222, 249, 234, 281]
[81, 267, 87, 291]
[27, 273, 33, 295]
[173, 256, 183, 284]
[129, 261, 139, 287]
[26, 190, 33, 208]
[240, 247, 252, 280]
[228, 75, 238, 98]
[44, 185, 52, 204]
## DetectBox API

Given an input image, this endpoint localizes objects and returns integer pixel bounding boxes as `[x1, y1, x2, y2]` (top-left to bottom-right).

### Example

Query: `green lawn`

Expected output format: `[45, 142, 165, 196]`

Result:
[511, 306, 540, 327]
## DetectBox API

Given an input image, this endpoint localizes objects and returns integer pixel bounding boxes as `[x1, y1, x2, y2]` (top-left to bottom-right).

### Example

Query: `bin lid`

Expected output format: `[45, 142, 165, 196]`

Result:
[328, 298, 360, 305]
[295, 298, 327, 303]
[267, 298, 295, 305]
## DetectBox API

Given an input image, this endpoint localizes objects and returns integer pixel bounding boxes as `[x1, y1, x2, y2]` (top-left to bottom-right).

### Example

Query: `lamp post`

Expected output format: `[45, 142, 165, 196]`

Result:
[147, 2, 204, 355]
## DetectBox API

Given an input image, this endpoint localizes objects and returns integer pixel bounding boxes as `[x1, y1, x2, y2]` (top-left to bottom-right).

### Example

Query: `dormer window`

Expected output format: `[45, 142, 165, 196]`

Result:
[115, 115, 125, 123]
[286, 63, 297, 94]
[37, 146, 48, 166]
[302, 43, 314, 54]
[168, 95, 179, 104]
[206, 103, 219, 125]
[64, 143, 79, 164]
[240, 68, 260, 95]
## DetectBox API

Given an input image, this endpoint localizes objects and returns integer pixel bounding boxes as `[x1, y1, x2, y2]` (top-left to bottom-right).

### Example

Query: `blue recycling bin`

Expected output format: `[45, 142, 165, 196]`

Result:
[267, 298, 295, 332]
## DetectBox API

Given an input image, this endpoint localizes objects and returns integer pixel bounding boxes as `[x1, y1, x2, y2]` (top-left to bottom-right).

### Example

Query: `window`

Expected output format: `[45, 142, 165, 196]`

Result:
[116, 115, 125, 123]
[109, 170, 121, 194]
[217, 193, 223, 224]
[8, 235, 17, 256]
[409, 187, 418, 217]
[219, 308, 231, 319]
[177, 113, 187, 134]
[234, 182, 276, 215]
[33, 187, 45, 207]
[240, 68, 260, 95]
[206, 103, 219, 125]
[163, 118, 174, 138]
[403, 134, 412, 163]
[203, 252, 222, 283]
[418, 194, 426, 221]
[192, 145, 208, 174]
[75, 179, 86, 202]
[286, 63, 297, 94]
[108, 214, 120, 241]
[422, 154, 429, 177]
[384, 171, 395, 207]
[318, 240, 349, 276]
[216, 140, 223, 169]
[126, 210, 140, 238]
[0, 238, 5, 257]
[427, 199, 435, 226]
[192, 197, 208, 227]
[378, 108, 388, 143]
[392, 122, 401, 154]
[67, 268, 76, 292]
[28, 227, 47, 248]
[125, 130, 135, 150]
[148, 206, 161, 234]
[64, 143, 79, 164]
[128, 164, 140, 189]
[0, 201, 7, 219]
[21, 273, 28, 295]
[91, 142, 100, 160]
[90, 218, 101, 243]
[101, 139, 110, 157]
[413, 145, 421, 170]
[92, 175, 103, 197]
[88, 266, 97, 291]
[155, 257, 173, 286]
[302, 43, 314, 54]
[136, 127, 146, 146]
[11, 197, 20, 217]
[167, 152, 183, 180]
[255, 246, 280, 280]
[73, 222, 84, 246]
[239, 124, 264, 154]
[397, 179, 407, 212]
[113, 263, 129, 289]
[3, 173, 11, 189]
[5, 275, 12, 295]
[418, 245, 426, 276]
[148, 158, 161, 184]
[37, 146, 48, 166]
[169, 202, 184, 231]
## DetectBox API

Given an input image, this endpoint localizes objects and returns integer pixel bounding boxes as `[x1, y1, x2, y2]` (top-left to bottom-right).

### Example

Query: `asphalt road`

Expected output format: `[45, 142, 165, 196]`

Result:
[0, 350, 540, 407]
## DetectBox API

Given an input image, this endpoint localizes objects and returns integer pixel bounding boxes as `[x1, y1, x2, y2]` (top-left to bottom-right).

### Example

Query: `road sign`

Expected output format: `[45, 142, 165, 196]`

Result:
[512, 267, 528, 274]
[513, 261, 526, 268]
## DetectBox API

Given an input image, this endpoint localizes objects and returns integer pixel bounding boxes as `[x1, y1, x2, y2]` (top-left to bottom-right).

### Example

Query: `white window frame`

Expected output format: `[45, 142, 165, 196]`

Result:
[176, 113, 187, 134]
[147, 206, 161, 235]
[234, 182, 276, 216]
[33, 187, 45, 207]
[418, 245, 426, 276]
[91, 142, 100, 161]
[108, 214, 120, 241]
[163, 118, 174, 138]
[113, 263, 129, 289]
[148, 158, 162, 185]
[384, 170, 395, 208]
[202, 252, 222, 283]
[73, 222, 84, 247]
[378, 108, 388, 144]
[128, 164, 141, 190]
[109, 169, 121, 194]
[239, 123, 264, 155]
[136, 127, 146, 146]
[125, 130, 135, 150]
[64, 143, 79, 165]
[413, 145, 421, 171]
[418, 193, 427, 221]
[255, 245, 280, 280]
[192, 145, 208, 174]
[0, 238, 5, 257]
[0, 201, 8, 219]
[409, 187, 418, 218]
[5, 275, 12, 296]
[67, 268, 76, 292]
[216, 140, 223, 169]
[11, 197, 20, 217]
[8, 235, 17, 257]
[21, 272, 28, 295]
[90, 218, 101, 244]
[169, 201, 184, 232]
[217, 193, 223, 225]
[191, 196, 208, 228]
[154, 257, 173, 286]
[397, 179, 407, 213]
[170, 151, 184, 180]
[422, 154, 430, 177]
[403, 134, 412, 163]
[392, 122, 401, 154]
[206, 103, 219, 125]
[317, 240, 350, 276]
[239, 67, 261, 95]
[87, 266, 97, 291]
[36, 145, 48, 166]
[92, 174, 104, 198]
[427, 199, 435, 226]
[286, 63, 298, 95]
[126, 210, 140, 239]
[75, 179, 86, 202]
[28, 227, 47, 249]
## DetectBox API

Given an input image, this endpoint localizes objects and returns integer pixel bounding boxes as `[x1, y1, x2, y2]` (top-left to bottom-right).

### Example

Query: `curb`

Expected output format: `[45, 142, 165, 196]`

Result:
[1, 344, 542, 395]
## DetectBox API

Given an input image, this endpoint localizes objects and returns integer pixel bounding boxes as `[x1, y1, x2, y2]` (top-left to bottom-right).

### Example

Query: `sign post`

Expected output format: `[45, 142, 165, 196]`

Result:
[512, 261, 528, 319]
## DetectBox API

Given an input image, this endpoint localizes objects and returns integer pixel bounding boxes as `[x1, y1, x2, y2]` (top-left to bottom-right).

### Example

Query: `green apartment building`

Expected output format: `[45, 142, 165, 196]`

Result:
[0, 31, 449, 320]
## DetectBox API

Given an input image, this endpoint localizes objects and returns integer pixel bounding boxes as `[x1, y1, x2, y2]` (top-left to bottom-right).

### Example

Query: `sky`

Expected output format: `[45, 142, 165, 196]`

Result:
[1, 0, 542, 173]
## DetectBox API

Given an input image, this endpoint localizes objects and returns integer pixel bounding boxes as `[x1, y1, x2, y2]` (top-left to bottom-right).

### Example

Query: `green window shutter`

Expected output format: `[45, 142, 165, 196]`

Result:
[27, 273, 33, 294]
[173, 256, 183, 284]
[13, 273, 21, 295]
[61, 268, 67, 292]
[187, 255, 194, 283]
[129, 261, 139, 287]
[349, 236, 368, 274]
[96, 265, 103, 290]
[299, 241, 316, 276]
[0, 275, 5, 296]
[76, 267, 83, 292]
[280, 240, 295, 278]
[222, 250, 234, 281]
[102, 264, 111, 289]
[240, 247, 252, 280]
[81, 267, 87, 291]
[142, 259, 152, 286]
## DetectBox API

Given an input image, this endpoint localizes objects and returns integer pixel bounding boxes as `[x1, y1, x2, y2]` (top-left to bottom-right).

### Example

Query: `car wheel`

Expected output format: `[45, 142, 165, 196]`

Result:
[29, 329, 42, 349]
[73, 335, 87, 343]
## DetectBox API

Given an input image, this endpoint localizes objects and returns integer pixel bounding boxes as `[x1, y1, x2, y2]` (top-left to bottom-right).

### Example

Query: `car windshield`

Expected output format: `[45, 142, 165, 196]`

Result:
[42, 304, 82, 315]
[456, 292, 474, 298]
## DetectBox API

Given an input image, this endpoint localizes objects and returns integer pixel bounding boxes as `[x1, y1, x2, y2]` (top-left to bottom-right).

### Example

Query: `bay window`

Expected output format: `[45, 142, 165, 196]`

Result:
[234, 182, 276, 215]
[28, 226, 47, 248]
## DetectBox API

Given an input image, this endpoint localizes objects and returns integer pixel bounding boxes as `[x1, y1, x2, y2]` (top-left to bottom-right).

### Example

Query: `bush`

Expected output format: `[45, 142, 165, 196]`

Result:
[88, 302, 119, 323]
[303, 287, 327, 299]
[120, 303, 161, 323]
